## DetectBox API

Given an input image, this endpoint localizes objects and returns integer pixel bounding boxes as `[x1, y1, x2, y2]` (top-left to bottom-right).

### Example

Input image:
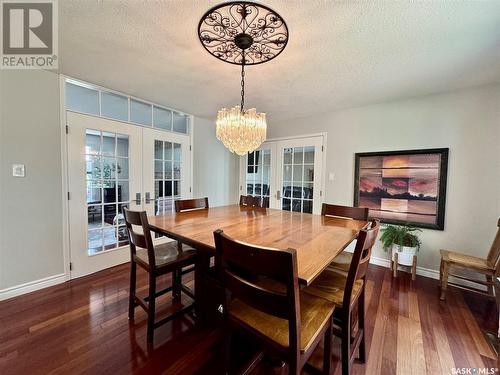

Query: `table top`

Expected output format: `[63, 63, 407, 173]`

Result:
[149, 205, 368, 286]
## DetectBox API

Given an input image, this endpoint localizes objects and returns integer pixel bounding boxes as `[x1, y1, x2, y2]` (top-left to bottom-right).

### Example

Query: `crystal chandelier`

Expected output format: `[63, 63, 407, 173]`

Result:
[198, 2, 289, 156]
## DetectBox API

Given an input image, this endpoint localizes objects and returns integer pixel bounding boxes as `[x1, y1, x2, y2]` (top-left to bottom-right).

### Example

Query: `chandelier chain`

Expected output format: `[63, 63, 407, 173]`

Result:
[240, 55, 245, 112]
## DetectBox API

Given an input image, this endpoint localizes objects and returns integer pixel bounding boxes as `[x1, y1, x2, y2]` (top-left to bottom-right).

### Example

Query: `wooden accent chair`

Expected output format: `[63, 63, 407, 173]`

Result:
[439, 218, 500, 300]
[304, 219, 380, 375]
[322, 204, 370, 273]
[214, 230, 335, 375]
[239, 194, 266, 208]
[175, 197, 209, 212]
[123, 208, 196, 343]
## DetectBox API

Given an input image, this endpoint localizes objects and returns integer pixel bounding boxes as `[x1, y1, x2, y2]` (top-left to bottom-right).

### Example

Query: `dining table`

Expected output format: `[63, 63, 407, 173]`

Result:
[148, 204, 368, 322]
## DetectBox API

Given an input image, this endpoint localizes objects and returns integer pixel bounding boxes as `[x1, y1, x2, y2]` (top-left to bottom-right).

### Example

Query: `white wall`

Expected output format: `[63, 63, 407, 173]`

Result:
[192, 117, 239, 206]
[0, 70, 64, 290]
[268, 84, 500, 272]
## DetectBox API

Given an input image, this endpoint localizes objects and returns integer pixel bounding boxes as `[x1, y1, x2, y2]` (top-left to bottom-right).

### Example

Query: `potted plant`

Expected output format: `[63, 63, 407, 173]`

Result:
[380, 224, 422, 266]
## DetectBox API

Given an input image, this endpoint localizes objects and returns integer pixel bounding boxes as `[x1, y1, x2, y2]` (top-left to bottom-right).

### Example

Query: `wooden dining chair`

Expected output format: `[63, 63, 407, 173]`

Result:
[439, 218, 500, 300]
[304, 219, 380, 375]
[322, 204, 370, 273]
[123, 208, 197, 343]
[214, 229, 335, 375]
[175, 197, 209, 212]
[239, 194, 266, 208]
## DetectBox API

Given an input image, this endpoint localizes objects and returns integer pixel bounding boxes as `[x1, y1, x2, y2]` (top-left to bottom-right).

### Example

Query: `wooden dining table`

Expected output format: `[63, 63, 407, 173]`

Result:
[148, 204, 368, 321]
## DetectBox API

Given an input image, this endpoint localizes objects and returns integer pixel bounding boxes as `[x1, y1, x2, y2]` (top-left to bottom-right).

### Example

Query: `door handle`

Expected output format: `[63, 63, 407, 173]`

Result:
[145, 192, 151, 204]
[276, 190, 281, 200]
[135, 192, 141, 205]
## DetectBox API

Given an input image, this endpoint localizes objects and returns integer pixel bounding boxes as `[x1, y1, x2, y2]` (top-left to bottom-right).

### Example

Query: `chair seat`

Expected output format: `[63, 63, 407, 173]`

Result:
[304, 269, 363, 308]
[135, 242, 196, 268]
[440, 249, 494, 272]
[230, 291, 335, 353]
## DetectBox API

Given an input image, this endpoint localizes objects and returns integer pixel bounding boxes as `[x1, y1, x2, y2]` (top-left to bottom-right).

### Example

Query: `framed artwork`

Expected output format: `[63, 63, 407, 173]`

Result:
[354, 148, 449, 230]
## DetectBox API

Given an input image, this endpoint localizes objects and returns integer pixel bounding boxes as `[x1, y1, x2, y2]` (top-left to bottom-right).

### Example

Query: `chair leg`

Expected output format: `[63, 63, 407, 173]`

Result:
[358, 288, 366, 363]
[323, 321, 333, 375]
[128, 261, 136, 320]
[341, 310, 351, 375]
[440, 261, 449, 301]
[486, 275, 494, 296]
[147, 274, 156, 343]
[173, 269, 181, 300]
[224, 326, 232, 375]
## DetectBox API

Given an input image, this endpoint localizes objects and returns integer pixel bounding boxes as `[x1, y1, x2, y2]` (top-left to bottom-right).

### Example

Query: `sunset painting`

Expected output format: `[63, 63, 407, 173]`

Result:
[354, 149, 448, 230]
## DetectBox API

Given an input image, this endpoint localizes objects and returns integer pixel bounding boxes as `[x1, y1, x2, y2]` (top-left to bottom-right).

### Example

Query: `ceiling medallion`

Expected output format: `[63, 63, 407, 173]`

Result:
[198, 1, 289, 156]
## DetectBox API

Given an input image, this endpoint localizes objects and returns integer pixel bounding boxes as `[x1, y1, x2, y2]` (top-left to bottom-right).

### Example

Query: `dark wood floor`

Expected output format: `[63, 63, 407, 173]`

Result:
[0, 263, 497, 374]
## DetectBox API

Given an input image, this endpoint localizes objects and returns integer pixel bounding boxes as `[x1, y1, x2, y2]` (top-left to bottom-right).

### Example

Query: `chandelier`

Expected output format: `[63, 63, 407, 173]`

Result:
[198, 2, 289, 156]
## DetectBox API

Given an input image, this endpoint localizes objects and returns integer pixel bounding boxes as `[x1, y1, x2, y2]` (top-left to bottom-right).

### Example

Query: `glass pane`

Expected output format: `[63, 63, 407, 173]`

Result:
[173, 181, 180, 196]
[164, 161, 172, 179]
[303, 200, 313, 214]
[263, 150, 271, 166]
[66, 82, 99, 115]
[304, 146, 315, 164]
[247, 184, 254, 195]
[163, 199, 174, 213]
[304, 183, 314, 199]
[248, 152, 255, 166]
[254, 183, 262, 196]
[103, 227, 117, 250]
[116, 158, 128, 179]
[116, 134, 129, 157]
[174, 143, 181, 161]
[173, 162, 181, 179]
[155, 180, 163, 199]
[282, 198, 291, 211]
[283, 165, 292, 182]
[303, 165, 314, 182]
[165, 181, 173, 197]
[85, 129, 101, 155]
[154, 106, 172, 130]
[130, 99, 152, 126]
[263, 183, 270, 197]
[102, 157, 116, 179]
[103, 204, 117, 225]
[283, 148, 292, 164]
[164, 142, 173, 160]
[103, 182, 117, 203]
[101, 92, 128, 121]
[154, 140, 163, 160]
[86, 155, 101, 180]
[292, 199, 302, 212]
[173, 112, 188, 133]
[283, 184, 292, 198]
[154, 161, 163, 179]
[117, 181, 129, 202]
[88, 229, 102, 254]
[293, 166, 303, 182]
[292, 184, 303, 199]
[118, 225, 129, 246]
[86, 180, 102, 204]
[117, 203, 128, 219]
[262, 166, 270, 184]
[293, 147, 303, 164]
[87, 205, 102, 228]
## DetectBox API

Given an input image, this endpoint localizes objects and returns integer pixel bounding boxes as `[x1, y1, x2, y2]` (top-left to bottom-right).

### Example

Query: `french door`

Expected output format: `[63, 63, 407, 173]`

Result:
[240, 135, 324, 214]
[67, 112, 191, 278]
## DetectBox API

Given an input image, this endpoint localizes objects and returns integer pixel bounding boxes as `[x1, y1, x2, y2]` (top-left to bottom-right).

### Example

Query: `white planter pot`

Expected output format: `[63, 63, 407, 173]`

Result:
[391, 244, 417, 266]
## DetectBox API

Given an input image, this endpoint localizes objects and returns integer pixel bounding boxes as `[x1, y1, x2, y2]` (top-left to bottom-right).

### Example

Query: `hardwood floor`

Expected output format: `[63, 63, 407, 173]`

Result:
[0, 263, 497, 374]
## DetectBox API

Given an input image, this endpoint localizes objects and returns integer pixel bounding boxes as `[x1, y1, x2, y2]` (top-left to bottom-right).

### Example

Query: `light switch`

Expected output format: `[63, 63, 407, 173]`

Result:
[12, 164, 25, 177]
[329, 172, 335, 181]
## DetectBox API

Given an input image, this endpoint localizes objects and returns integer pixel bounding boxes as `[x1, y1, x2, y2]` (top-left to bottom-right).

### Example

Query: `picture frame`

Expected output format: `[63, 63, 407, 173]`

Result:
[354, 148, 449, 230]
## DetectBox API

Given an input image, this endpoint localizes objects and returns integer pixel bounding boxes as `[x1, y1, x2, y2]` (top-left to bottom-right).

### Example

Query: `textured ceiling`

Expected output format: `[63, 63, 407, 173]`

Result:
[59, 1, 500, 123]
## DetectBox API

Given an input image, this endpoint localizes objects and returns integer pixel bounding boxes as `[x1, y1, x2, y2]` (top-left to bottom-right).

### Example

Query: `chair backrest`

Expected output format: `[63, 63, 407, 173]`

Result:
[175, 197, 209, 212]
[239, 195, 265, 208]
[342, 220, 380, 309]
[487, 218, 500, 269]
[214, 229, 300, 354]
[122, 208, 156, 268]
[321, 203, 369, 221]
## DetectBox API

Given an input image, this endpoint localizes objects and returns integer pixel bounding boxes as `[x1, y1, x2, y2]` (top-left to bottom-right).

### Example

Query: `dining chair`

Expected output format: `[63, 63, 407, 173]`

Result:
[214, 229, 335, 375]
[123, 208, 197, 343]
[175, 197, 209, 212]
[440, 217, 500, 300]
[239, 194, 266, 208]
[304, 219, 380, 375]
[322, 204, 370, 273]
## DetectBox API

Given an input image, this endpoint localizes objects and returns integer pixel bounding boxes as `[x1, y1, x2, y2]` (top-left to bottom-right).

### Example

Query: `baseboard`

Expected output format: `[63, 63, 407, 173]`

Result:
[370, 256, 487, 291]
[0, 273, 67, 301]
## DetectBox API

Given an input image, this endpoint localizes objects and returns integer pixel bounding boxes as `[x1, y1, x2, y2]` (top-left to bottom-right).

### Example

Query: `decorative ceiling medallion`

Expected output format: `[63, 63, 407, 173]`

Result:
[198, 1, 289, 65]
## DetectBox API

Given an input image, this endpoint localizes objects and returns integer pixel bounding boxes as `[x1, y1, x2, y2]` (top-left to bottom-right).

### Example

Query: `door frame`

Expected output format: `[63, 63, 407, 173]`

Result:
[239, 132, 328, 213]
[59, 75, 195, 280]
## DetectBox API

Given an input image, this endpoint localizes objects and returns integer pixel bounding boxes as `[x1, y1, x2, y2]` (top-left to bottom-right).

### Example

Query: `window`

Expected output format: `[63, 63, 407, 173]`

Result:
[282, 146, 314, 213]
[101, 91, 128, 121]
[154, 140, 182, 215]
[130, 99, 152, 126]
[66, 82, 99, 115]
[246, 149, 271, 205]
[86, 129, 130, 254]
